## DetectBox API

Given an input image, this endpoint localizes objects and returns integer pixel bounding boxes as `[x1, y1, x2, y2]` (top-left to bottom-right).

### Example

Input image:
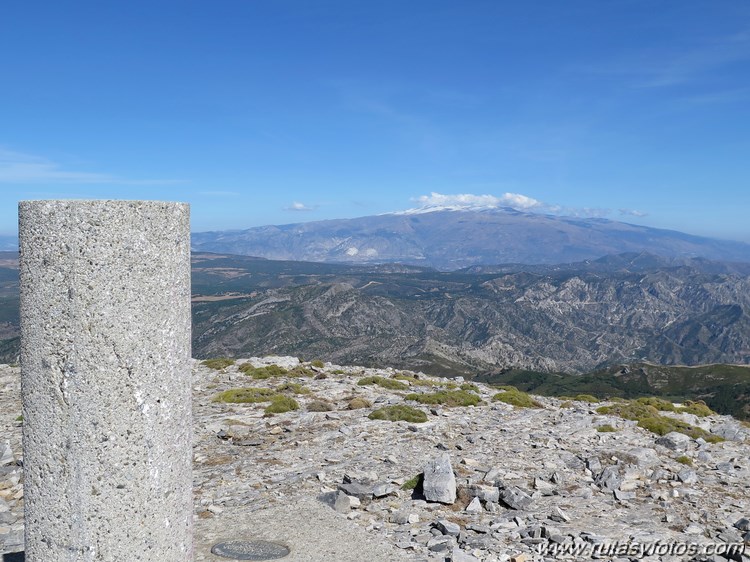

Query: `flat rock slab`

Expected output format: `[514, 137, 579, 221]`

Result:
[194, 497, 413, 562]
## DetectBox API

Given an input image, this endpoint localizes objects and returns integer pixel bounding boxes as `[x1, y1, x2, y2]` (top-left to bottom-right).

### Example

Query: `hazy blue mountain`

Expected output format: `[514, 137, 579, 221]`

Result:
[0, 237, 17, 252]
[191, 208, 750, 269]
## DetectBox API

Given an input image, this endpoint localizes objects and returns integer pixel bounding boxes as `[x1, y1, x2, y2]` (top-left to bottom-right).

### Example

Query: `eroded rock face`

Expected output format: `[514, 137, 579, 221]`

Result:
[2, 359, 750, 561]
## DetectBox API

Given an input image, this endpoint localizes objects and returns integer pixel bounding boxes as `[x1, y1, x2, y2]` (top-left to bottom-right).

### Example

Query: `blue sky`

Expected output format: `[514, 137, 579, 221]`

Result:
[1, 1, 749, 240]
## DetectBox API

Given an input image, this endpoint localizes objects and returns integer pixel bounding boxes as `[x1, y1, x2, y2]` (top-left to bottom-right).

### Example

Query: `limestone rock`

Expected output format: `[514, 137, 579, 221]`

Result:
[499, 486, 533, 510]
[435, 519, 461, 536]
[0, 444, 13, 467]
[423, 453, 456, 504]
[655, 431, 692, 451]
[596, 465, 621, 491]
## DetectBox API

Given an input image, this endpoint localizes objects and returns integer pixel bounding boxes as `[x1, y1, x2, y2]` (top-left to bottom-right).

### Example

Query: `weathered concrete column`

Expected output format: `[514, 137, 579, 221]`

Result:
[19, 200, 193, 561]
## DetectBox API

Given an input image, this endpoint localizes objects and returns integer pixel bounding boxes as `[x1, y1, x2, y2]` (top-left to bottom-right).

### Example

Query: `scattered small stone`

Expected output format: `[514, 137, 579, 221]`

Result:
[327, 490, 350, 513]
[499, 486, 533, 510]
[372, 483, 396, 498]
[465, 497, 482, 513]
[338, 482, 373, 500]
[614, 489, 636, 501]
[450, 546, 481, 562]
[677, 468, 698, 484]
[0, 443, 14, 467]
[549, 506, 571, 523]
[596, 465, 621, 491]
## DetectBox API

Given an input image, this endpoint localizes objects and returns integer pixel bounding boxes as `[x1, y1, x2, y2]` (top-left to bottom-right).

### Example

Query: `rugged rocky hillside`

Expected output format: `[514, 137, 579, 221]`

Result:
[192, 254, 750, 375]
[191, 208, 750, 269]
[2, 358, 750, 561]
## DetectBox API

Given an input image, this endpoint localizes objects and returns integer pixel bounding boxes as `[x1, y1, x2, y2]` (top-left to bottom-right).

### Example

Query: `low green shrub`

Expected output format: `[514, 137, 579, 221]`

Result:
[213, 387, 277, 403]
[598, 400, 724, 442]
[264, 395, 299, 414]
[239, 363, 288, 379]
[310, 359, 325, 368]
[492, 387, 543, 408]
[347, 397, 372, 410]
[276, 382, 310, 395]
[597, 424, 617, 432]
[575, 394, 600, 403]
[405, 390, 482, 407]
[676, 455, 693, 466]
[202, 358, 235, 370]
[357, 376, 409, 391]
[307, 400, 334, 412]
[460, 383, 480, 392]
[288, 366, 315, 378]
[368, 405, 428, 423]
[401, 473, 423, 491]
[393, 373, 444, 387]
[636, 397, 676, 412]
[678, 400, 714, 417]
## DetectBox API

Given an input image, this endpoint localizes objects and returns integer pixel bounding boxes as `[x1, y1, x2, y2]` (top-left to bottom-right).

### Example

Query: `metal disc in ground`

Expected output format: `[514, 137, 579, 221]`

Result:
[211, 540, 290, 560]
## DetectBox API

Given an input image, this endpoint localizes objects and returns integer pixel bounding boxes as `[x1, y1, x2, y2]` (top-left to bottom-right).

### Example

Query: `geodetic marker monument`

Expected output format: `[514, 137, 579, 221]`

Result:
[19, 200, 193, 561]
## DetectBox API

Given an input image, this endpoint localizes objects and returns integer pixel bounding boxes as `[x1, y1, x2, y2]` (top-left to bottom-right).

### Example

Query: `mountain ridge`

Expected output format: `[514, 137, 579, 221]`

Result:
[191, 208, 750, 269]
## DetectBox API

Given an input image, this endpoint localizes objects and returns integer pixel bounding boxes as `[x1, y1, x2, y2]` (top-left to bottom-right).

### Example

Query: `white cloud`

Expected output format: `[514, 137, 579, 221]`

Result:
[285, 201, 317, 212]
[399, 191, 613, 219]
[412, 191, 543, 212]
[0, 147, 181, 185]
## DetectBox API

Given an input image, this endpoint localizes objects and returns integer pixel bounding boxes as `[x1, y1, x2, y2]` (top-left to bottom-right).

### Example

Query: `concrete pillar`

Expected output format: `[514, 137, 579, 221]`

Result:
[19, 200, 193, 562]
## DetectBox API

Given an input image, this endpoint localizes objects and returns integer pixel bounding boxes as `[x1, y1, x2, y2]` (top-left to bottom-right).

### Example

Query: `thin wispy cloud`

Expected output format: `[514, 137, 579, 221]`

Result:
[619, 208, 649, 218]
[198, 190, 240, 197]
[0, 148, 182, 185]
[574, 28, 750, 90]
[285, 201, 317, 212]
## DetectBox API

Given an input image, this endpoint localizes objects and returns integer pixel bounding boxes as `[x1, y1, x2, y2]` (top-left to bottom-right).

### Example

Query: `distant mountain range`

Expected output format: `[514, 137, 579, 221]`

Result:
[189, 252, 750, 375]
[192, 208, 750, 269]
[0, 250, 748, 388]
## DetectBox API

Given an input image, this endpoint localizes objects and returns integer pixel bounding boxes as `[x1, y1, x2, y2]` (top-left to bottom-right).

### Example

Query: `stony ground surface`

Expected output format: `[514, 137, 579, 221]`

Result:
[2, 358, 750, 561]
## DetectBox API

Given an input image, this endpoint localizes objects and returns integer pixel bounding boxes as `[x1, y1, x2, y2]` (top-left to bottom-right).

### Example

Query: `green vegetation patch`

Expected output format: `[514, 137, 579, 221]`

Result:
[307, 400, 334, 412]
[492, 386, 543, 408]
[597, 400, 723, 442]
[401, 473, 423, 491]
[678, 400, 715, 417]
[213, 387, 277, 404]
[393, 373, 444, 387]
[239, 363, 288, 379]
[357, 376, 410, 391]
[636, 396, 677, 412]
[405, 390, 482, 407]
[368, 405, 428, 423]
[202, 358, 235, 370]
[596, 424, 617, 433]
[347, 397, 372, 410]
[310, 359, 325, 368]
[460, 383, 480, 393]
[676, 455, 693, 466]
[276, 382, 310, 395]
[264, 395, 300, 415]
[288, 366, 316, 378]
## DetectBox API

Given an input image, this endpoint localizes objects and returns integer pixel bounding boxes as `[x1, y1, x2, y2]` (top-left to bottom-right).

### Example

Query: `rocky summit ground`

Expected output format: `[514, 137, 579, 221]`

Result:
[2, 358, 750, 561]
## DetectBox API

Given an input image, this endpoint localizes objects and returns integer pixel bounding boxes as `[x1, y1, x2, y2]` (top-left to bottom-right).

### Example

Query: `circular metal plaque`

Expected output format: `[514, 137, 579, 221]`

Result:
[211, 540, 290, 560]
